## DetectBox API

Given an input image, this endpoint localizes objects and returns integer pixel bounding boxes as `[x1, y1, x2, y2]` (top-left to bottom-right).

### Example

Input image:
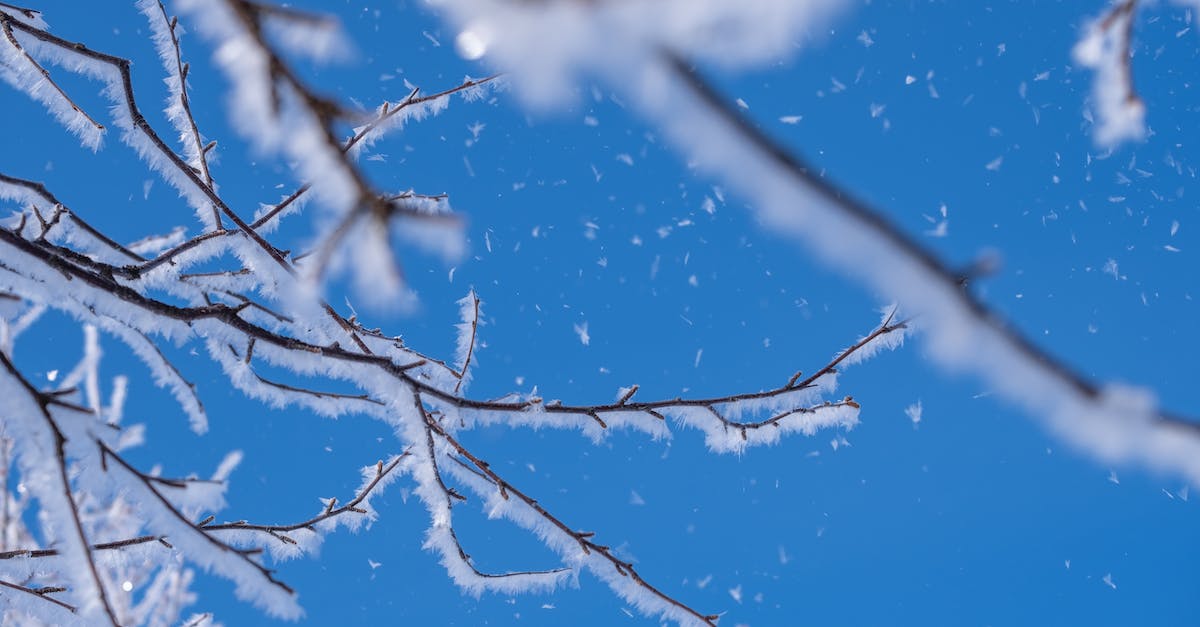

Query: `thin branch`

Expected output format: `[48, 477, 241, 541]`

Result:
[661, 51, 1200, 435]
[0, 14, 291, 271]
[454, 291, 480, 394]
[0, 19, 105, 134]
[144, 0, 222, 228]
[0, 3, 39, 20]
[0, 578, 76, 614]
[425, 412, 718, 625]
[0, 351, 119, 625]
[97, 441, 296, 596]
[0, 223, 911, 435]
[204, 452, 408, 537]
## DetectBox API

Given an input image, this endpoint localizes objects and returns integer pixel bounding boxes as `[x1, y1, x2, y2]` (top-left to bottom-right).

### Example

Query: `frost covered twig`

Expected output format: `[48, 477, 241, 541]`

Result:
[427, 410, 720, 624]
[174, 0, 487, 303]
[0, 10, 290, 259]
[0, 452, 410, 574]
[0, 578, 76, 615]
[453, 290, 481, 394]
[137, 0, 222, 228]
[202, 453, 409, 541]
[0, 17, 105, 147]
[0, 351, 121, 624]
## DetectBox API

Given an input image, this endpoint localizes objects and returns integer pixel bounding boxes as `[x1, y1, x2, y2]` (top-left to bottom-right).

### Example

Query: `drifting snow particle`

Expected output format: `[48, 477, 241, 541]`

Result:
[694, 349, 703, 368]
[1108, 470, 1120, 485]
[46, 369, 58, 382]
[573, 322, 590, 346]
[368, 559, 382, 570]
[1065, 559, 1071, 569]
[857, 30, 874, 47]
[688, 275, 699, 287]
[736, 98, 749, 110]
[779, 115, 802, 124]
[729, 585, 743, 604]
[122, 581, 133, 593]
[905, 75, 916, 85]
[583, 115, 599, 126]
[616, 153, 634, 166]
[1103, 573, 1117, 590]
[629, 490, 645, 506]
[986, 156, 1003, 171]
[905, 400, 923, 428]
[1102, 259, 1119, 280]
[697, 574, 712, 589]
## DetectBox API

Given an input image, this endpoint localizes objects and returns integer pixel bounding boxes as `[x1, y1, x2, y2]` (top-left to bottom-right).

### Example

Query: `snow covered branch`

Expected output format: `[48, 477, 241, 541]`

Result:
[0, 2, 908, 624]
[1073, 0, 1145, 147]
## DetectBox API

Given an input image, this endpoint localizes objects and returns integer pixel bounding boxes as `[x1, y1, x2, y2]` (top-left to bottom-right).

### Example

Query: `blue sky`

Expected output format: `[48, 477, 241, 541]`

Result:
[2, 0, 1199, 625]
